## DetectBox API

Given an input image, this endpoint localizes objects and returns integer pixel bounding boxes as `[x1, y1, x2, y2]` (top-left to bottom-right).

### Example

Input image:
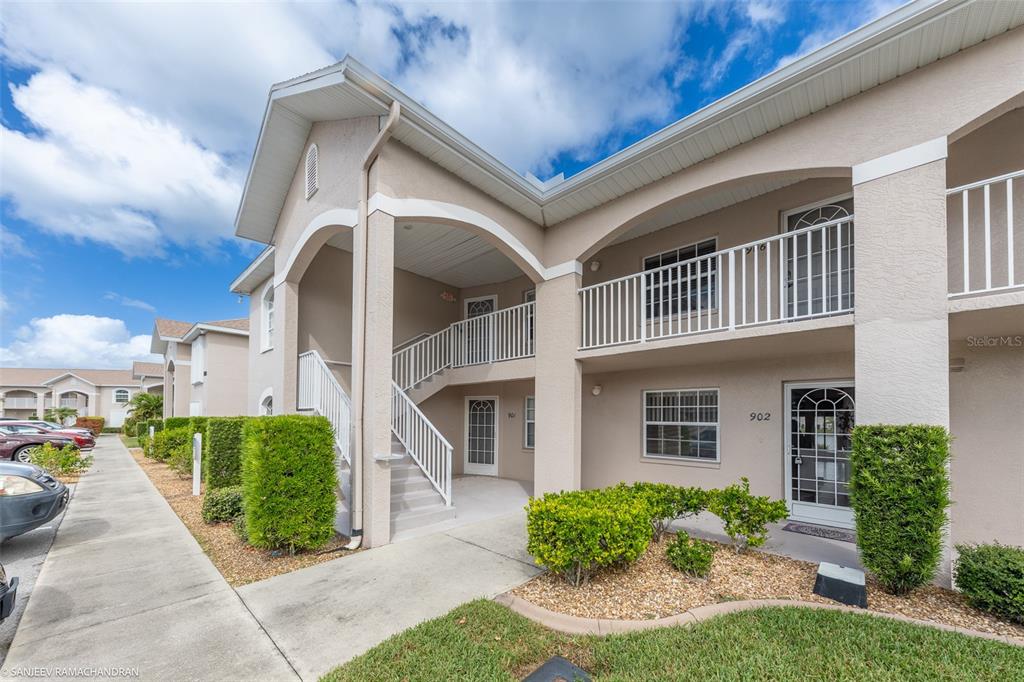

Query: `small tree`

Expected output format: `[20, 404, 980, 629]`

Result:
[706, 478, 788, 553]
[45, 406, 78, 425]
[127, 392, 163, 422]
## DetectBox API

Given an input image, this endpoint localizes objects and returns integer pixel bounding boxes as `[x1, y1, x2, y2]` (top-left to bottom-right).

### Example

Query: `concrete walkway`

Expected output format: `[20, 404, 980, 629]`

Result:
[2, 436, 297, 681]
[238, 511, 541, 680]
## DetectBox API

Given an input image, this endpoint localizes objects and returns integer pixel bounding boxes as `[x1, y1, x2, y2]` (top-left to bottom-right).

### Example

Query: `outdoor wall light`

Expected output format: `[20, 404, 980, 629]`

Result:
[589, 260, 601, 272]
[591, 385, 603, 396]
[507, 411, 516, 420]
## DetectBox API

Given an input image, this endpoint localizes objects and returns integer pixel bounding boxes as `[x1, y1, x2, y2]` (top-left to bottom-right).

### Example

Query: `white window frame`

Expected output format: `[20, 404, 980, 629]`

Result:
[260, 281, 275, 353]
[524, 396, 535, 449]
[305, 143, 319, 199]
[642, 388, 720, 463]
[779, 193, 853, 235]
[114, 389, 130, 404]
[258, 387, 274, 416]
[463, 294, 497, 320]
[523, 288, 536, 303]
[643, 237, 719, 319]
[464, 395, 499, 476]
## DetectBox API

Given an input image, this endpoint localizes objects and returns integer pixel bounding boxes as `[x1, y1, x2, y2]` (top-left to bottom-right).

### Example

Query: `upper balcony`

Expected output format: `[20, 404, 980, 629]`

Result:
[579, 215, 854, 352]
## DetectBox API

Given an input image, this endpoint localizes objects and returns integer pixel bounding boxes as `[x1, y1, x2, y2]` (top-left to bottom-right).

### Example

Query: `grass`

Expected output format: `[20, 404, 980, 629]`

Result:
[322, 600, 1024, 682]
[119, 434, 139, 448]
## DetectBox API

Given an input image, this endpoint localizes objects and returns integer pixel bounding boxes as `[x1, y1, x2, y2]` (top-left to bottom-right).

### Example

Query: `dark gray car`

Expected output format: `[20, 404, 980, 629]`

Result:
[0, 461, 69, 542]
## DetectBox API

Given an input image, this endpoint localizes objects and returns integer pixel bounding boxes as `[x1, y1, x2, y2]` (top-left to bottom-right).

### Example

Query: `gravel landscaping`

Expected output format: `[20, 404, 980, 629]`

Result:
[512, 533, 1024, 641]
[127, 443, 358, 585]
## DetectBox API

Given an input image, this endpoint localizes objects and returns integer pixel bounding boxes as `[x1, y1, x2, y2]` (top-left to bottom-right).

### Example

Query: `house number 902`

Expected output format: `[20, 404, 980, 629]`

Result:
[750, 412, 771, 422]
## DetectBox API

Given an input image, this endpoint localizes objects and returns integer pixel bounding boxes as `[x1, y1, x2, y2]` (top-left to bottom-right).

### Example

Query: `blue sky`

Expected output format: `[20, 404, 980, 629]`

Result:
[0, 0, 900, 368]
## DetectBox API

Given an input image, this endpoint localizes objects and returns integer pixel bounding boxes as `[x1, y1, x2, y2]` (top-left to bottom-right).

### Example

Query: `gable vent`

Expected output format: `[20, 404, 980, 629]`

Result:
[305, 144, 319, 199]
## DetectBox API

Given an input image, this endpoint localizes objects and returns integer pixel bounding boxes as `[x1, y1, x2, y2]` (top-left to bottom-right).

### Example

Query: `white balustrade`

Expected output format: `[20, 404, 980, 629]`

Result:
[298, 350, 353, 464]
[393, 327, 452, 392]
[579, 217, 855, 350]
[391, 381, 453, 506]
[948, 169, 1023, 297]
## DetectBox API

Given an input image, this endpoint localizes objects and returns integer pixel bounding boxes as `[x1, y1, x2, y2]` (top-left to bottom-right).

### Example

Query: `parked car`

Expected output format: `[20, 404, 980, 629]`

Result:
[18, 420, 92, 437]
[0, 425, 77, 462]
[0, 423, 94, 452]
[0, 563, 16, 622]
[0, 460, 69, 542]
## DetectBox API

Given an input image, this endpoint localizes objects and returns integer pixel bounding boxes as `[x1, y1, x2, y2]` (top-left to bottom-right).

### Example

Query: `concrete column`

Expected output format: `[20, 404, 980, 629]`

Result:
[853, 139, 951, 583]
[853, 138, 949, 426]
[36, 391, 46, 419]
[356, 209, 396, 546]
[276, 281, 300, 414]
[533, 268, 583, 495]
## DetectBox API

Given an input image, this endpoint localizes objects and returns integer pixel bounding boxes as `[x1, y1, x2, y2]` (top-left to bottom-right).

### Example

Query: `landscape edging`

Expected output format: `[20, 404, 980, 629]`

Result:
[493, 593, 1024, 646]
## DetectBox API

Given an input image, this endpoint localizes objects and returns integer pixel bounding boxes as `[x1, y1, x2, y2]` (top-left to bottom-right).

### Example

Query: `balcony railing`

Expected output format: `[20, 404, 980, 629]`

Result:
[3, 397, 40, 409]
[947, 169, 1023, 297]
[393, 301, 535, 391]
[579, 216, 855, 350]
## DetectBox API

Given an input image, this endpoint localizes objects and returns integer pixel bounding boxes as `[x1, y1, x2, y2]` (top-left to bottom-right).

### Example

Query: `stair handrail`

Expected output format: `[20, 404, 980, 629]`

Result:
[297, 350, 353, 465]
[391, 380, 453, 506]
[392, 326, 452, 392]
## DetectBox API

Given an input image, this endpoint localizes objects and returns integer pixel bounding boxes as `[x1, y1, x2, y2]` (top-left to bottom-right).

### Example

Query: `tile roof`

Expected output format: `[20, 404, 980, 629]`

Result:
[201, 318, 249, 332]
[0, 367, 138, 387]
[154, 318, 194, 339]
[132, 361, 164, 378]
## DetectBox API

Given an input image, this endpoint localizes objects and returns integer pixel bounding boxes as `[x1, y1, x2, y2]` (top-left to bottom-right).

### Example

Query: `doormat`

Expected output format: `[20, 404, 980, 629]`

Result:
[782, 522, 856, 544]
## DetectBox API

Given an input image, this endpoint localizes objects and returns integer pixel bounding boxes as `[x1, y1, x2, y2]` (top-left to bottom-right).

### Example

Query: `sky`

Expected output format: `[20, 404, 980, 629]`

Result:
[0, 0, 903, 369]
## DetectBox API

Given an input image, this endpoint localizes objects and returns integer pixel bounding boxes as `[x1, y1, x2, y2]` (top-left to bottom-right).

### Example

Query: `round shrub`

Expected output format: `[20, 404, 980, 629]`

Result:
[666, 531, 715, 578]
[202, 485, 244, 524]
[150, 426, 191, 462]
[850, 424, 951, 595]
[706, 477, 788, 553]
[954, 543, 1024, 624]
[526, 485, 651, 587]
[631, 482, 709, 540]
[168, 440, 195, 477]
[205, 417, 246, 489]
[241, 415, 337, 553]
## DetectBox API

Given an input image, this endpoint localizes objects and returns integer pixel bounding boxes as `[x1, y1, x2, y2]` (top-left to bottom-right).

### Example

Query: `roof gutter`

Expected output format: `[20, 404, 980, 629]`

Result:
[348, 99, 401, 551]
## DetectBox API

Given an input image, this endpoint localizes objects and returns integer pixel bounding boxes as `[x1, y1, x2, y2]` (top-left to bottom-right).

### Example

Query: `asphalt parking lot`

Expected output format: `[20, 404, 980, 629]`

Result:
[0, 483, 74, 666]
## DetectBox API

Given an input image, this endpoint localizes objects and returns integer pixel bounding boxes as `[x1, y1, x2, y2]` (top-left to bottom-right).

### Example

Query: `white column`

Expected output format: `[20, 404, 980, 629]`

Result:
[35, 391, 46, 419]
[533, 267, 583, 495]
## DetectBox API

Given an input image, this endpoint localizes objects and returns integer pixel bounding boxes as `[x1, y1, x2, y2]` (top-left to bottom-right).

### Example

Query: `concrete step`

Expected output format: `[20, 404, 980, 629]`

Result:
[390, 503, 456, 534]
[390, 488, 446, 512]
[390, 476, 436, 495]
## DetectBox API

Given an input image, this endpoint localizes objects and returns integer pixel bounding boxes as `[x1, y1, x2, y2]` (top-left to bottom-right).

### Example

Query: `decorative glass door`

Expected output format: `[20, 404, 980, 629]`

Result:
[465, 398, 498, 476]
[783, 199, 855, 318]
[464, 296, 496, 365]
[785, 384, 855, 528]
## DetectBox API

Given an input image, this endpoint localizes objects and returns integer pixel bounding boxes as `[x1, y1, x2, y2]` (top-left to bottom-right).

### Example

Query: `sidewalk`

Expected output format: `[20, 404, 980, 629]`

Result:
[1, 436, 297, 681]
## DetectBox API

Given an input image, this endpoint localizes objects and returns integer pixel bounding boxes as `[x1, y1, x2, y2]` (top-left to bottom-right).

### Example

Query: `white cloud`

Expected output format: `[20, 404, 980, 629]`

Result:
[1, 70, 240, 255]
[775, 0, 908, 68]
[0, 314, 159, 369]
[104, 292, 156, 314]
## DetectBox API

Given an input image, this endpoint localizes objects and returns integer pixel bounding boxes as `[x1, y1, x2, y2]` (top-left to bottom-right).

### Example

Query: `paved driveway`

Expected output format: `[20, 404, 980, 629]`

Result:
[1, 436, 297, 681]
[238, 511, 540, 680]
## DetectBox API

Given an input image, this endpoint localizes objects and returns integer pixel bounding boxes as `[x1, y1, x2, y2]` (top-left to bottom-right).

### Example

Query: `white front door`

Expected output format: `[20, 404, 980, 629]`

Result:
[465, 397, 498, 476]
[784, 383, 856, 529]
[463, 296, 496, 365]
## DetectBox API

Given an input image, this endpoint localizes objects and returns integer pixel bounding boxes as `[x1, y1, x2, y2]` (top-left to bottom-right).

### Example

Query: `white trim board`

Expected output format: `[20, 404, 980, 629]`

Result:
[852, 136, 947, 185]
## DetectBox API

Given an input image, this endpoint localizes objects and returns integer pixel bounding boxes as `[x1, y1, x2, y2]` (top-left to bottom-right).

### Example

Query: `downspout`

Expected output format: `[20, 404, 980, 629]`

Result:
[347, 100, 401, 551]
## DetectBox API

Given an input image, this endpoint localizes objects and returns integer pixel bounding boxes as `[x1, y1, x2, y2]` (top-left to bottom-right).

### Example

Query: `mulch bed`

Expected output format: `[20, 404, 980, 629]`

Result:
[511, 534, 1024, 640]
[128, 446, 358, 586]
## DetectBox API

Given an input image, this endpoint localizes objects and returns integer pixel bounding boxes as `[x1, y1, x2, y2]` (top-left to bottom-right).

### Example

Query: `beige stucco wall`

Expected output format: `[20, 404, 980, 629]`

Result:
[418, 378, 536, 482]
[949, 340, 1024, 549]
[248, 276, 279, 415]
[545, 26, 1024, 265]
[581, 352, 853, 497]
[460, 275, 535, 314]
[203, 332, 249, 416]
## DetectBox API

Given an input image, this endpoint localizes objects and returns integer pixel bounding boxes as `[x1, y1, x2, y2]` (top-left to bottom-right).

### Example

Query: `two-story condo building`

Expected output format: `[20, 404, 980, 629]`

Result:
[150, 318, 250, 418]
[228, 0, 1024, 580]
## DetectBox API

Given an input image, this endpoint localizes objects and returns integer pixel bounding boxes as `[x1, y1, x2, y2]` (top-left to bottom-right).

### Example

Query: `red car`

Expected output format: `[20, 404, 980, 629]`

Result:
[0, 424, 88, 462]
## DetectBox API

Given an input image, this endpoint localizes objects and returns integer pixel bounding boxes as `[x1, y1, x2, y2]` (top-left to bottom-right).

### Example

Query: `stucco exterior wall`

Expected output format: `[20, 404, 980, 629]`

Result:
[949, 341, 1024, 549]
[248, 275, 278, 415]
[460, 275, 536, 314]
[203, 332, 250, 416]
[545, 26, 1024, 264]
[580, 352, 853, 497]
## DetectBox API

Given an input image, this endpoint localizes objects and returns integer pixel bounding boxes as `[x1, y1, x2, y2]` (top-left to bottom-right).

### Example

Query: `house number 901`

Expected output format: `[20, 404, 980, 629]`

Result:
[750, 412, 771, 422]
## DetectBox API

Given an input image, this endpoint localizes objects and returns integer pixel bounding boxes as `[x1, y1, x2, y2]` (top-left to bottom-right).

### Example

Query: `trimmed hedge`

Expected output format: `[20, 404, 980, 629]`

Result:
[164, 417, 190, 431]
[74, 416, 105, 435]
[241, 415, 337, 552]
[202, 485, 244, 524]
[631, 482, 708, 541]
[150, 426, 191, 462]
[205, 417, 246, 489]
[526, 485, 651, 586]
[666, 531, 715, 577]
[954, 544, 1024, 624]
[101, 426, 122, 434]
[706, 477, 788, 553]
[850, 424, 951, 595]
[168, 439, 195, 477]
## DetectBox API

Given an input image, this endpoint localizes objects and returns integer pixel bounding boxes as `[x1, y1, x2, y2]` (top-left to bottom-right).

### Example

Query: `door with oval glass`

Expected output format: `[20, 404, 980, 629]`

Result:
[784, 382, 855, 528]
[465, 397, 498, 476]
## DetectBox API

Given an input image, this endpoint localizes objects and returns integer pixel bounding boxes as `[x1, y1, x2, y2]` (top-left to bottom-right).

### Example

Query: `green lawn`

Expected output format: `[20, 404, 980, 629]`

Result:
[119, 435, 139, 448]
[322, 600, 1023, 682]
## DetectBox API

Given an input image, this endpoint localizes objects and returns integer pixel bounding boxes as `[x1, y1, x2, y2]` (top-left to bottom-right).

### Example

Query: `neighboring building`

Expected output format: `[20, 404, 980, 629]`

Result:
[149, 318, 250, 418]
[0, 366, 162, 427]
[228, 0, 1024, 581]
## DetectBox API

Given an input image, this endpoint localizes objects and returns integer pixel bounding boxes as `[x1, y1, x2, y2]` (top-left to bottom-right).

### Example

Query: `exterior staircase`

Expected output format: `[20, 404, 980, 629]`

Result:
[389, 437, 456, 534]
